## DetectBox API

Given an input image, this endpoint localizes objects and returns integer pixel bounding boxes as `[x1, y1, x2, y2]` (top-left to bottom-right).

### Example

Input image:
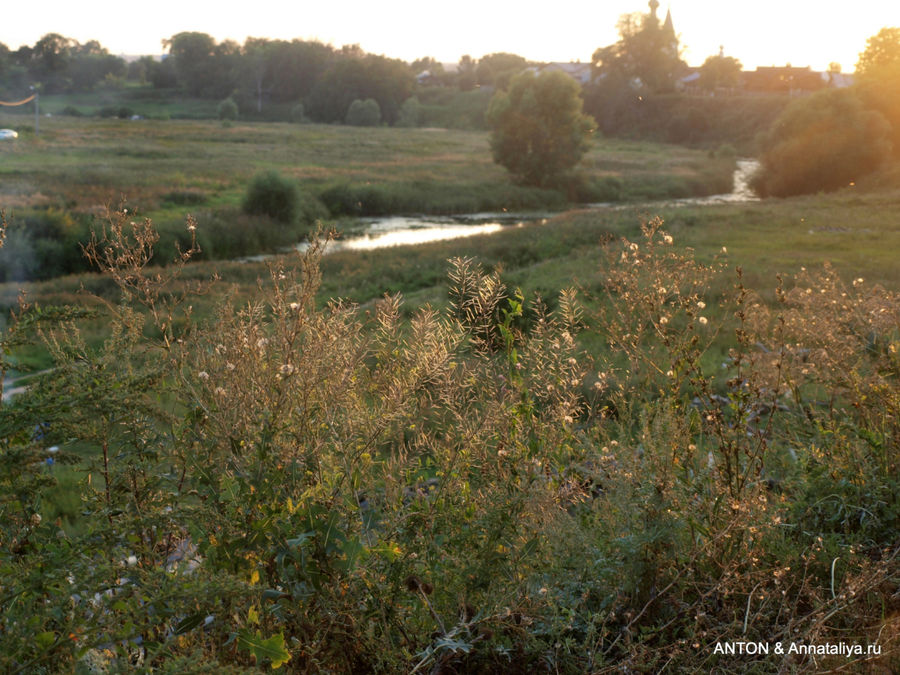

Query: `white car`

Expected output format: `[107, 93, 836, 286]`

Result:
[0, 129, 18, 140]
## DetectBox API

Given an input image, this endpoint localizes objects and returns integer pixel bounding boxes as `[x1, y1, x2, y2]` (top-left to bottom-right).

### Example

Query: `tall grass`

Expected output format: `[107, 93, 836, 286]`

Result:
[1, 212, 897, 672]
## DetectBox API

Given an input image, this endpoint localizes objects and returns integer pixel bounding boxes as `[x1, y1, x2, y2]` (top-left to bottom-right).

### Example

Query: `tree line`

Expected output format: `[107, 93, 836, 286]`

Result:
[0, 32, 534, 125]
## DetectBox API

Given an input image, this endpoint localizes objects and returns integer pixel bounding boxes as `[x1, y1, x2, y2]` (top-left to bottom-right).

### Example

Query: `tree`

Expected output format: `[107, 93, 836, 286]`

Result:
[698, 53, 742, 91]
[856, 27, 900, 76]
[476, 52, 527, 89]
[457, 54, 477, 91]
[30, 33, 76, 91]
[163, 32, 216, 96]
[592, 5, 686, 93]
[751, 88, 891, 197]
[855, 27, 900, 156]
[487, 70, 594, 187]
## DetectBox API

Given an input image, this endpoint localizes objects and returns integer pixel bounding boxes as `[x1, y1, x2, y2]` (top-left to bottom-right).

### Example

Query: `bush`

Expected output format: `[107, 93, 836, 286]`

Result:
[344, 98, 381, 126]
[395, 96, 422, 127]
[217, 97, 238, 121]
[97, 105, 135, 119]
[290, 102, 308, 123]
[752, 88, 892, 197]
[242, 170, 302, 223]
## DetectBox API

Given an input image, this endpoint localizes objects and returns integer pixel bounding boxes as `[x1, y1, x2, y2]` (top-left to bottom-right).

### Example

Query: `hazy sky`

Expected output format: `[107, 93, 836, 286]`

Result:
[2, 1, 895, 72]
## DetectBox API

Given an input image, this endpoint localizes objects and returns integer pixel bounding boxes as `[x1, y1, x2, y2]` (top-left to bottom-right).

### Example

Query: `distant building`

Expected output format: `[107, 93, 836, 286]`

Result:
[824, 72, 855, 88]
[530, 62, 592, 85]
[742, 66, 826, 94]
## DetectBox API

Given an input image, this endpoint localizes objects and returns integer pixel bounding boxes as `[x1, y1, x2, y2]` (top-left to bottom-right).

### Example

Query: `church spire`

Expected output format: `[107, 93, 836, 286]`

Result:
[649, 0, 660, 21]
[663, 7, 675, 36]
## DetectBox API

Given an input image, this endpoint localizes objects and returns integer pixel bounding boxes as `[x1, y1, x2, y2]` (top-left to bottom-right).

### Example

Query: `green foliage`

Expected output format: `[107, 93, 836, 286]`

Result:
[217, 96, 238, 121]
[698, 53, 742, 91]
[592, 7, 686, 94]
[487, 70, 594, 187]
[242, 170, 303, 224]
[290, 102, 307, 123]
[1, 212, 899, 671]
[856, 27, 900, 156]
[306, 55, 413, 124]
[752, 88, 892, 197]
[344, 97, 381, 126]
[395, 95, 422, 127]
[474, 52, 528, 89]
[583, 90, 789, 151]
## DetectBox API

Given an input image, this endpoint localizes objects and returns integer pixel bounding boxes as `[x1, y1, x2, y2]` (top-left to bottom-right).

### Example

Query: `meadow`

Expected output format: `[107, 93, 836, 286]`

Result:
[1, 118, 898, 672]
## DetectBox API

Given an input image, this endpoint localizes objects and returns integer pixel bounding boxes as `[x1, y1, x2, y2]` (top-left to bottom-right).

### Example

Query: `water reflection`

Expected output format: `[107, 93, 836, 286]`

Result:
[239, 160, 759, 261]
[325, 218, 509, 252]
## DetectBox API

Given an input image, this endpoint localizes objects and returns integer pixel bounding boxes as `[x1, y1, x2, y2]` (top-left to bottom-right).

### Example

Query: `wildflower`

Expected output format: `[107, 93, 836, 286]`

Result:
[696, 301, 706, 309]
[564, 415, 573, 424]
[698, 316, 708, 325]
[659, 316, 668, 325]
[215, 387, 226, 397]
[279, 364, 295, 377]
[853, 277, 864, 286]
[721, 246, 727, 254]
[289, 302, 300, 312]
[198, 371, 209, 381]
[663, 234, 673, 245]
[187, 222, 196, 232]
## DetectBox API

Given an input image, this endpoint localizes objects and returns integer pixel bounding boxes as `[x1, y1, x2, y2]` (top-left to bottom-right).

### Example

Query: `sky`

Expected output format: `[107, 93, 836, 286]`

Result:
[1, 1, 896, 72]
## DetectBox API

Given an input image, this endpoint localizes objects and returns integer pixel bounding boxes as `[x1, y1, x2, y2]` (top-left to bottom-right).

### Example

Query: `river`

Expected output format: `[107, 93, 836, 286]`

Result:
[278, 159, 759, 256]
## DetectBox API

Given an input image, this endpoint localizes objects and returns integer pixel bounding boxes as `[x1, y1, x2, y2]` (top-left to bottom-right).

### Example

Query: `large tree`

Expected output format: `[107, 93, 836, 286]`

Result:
[487, 70, 594, 187]
[593, 5, 686, 93]
[855, 27, 900, 156]
[163, 32, 217, 96]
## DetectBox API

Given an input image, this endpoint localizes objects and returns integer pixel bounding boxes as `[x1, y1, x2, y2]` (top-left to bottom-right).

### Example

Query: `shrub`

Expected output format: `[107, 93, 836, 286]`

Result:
[290, 102, 308, 123]
[752, 88, 892, 197]
[396, 96, 422, 127]
[241, 170, 302, 223]
[217, 97, 238, 121]
[344, 98, 381, 126]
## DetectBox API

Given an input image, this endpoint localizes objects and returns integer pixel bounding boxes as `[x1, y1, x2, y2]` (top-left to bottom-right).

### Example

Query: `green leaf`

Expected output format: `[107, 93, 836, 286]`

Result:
[174, 613, 207, 635]
[519, 537, 539, 560]
[237, 629, 291, 669]
[35, 631, 56, 649]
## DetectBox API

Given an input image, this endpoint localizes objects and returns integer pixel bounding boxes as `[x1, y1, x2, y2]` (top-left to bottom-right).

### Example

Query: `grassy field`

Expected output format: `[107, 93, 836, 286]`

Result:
[0, 114, 734, 214]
